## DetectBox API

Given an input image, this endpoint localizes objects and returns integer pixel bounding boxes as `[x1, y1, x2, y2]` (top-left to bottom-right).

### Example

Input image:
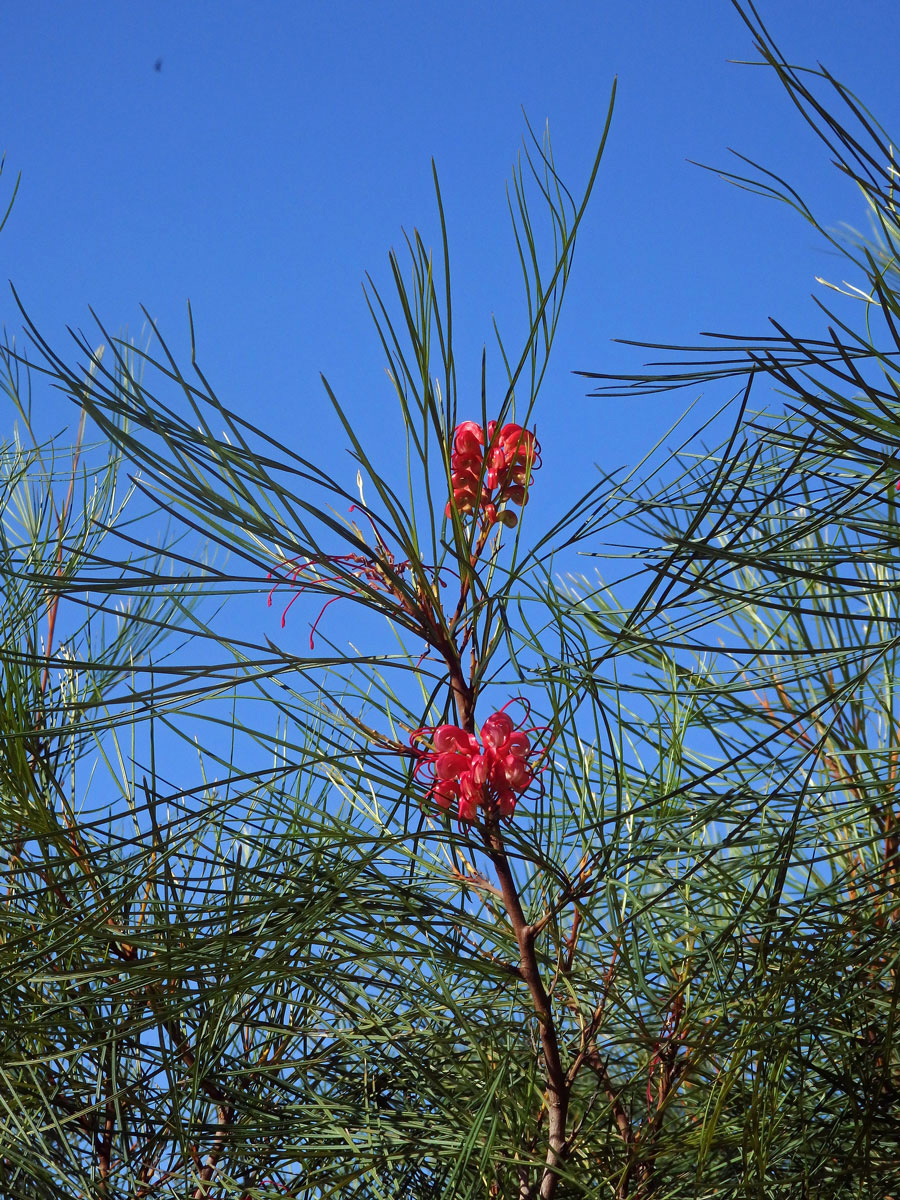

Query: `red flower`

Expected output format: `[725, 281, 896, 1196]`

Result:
[445, 420, 540, 528]
[411, 707, 537, 823]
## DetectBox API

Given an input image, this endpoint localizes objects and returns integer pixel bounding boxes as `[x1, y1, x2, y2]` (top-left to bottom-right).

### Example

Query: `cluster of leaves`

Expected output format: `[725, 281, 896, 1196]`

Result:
[1, 5, 899, 1198]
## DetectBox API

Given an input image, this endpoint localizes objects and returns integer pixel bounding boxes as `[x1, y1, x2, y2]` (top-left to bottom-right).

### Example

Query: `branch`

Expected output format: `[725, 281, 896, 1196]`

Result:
[191, 1103, 236, 1199]
[483, 825, 570, 1200]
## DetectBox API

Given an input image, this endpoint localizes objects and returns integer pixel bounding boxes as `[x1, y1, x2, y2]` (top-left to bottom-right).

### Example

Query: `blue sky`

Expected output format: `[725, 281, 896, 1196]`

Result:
[2, 0, 897, 640]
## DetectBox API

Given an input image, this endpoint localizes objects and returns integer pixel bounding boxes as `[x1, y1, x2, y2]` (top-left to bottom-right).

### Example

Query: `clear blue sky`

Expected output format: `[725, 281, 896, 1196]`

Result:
[2, 0, 896, 566]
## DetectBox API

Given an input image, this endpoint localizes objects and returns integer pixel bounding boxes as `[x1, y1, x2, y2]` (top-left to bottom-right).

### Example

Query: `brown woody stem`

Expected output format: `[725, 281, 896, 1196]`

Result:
[443, 637, 569, 1200]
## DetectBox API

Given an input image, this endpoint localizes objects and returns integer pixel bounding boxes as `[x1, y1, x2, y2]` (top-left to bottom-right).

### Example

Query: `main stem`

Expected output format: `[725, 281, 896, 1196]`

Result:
[448, 655, 569, 1200]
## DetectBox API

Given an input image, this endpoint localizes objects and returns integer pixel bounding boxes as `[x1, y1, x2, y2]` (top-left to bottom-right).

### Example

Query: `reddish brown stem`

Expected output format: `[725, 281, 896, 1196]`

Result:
[441, 628, 568, 1200]
[448, 522, 493, 634]
[484, 825, 571, 1199]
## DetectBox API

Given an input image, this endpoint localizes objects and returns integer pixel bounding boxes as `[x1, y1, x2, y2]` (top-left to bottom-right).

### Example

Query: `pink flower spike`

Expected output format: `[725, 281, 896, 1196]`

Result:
[268, 540, 415, 646]
[446, 418, 539, 529]
[414, 706, 538, 824]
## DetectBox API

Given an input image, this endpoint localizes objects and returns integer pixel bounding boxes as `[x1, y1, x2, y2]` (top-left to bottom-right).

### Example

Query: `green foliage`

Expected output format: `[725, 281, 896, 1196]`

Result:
[2, 6, 899, 1199]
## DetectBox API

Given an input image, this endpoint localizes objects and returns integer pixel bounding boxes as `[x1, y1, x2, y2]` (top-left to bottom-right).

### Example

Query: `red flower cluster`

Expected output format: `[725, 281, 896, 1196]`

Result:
[446, 420, 540, 528]
[412, 709, 535, 823]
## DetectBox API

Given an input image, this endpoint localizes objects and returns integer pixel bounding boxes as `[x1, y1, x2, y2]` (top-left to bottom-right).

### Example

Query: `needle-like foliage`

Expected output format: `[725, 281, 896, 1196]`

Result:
[2, 6, 899, 1198]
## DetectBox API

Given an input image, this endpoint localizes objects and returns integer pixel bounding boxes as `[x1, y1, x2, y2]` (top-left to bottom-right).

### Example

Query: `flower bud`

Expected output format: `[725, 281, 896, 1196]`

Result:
[501, 755, 532, 791]
[435, 751, 467, 780]
[482, 711, 514, 748]
[468, 756, 489, 788]
[496, 790, 517, 818]
[451, 451, 483, 476]
[432, 779, 458, 809]
[454, 421, 485, 454]
[458, 793, 479, 823]
[506, 732, 530, 758]
[433, 725, 475, 754]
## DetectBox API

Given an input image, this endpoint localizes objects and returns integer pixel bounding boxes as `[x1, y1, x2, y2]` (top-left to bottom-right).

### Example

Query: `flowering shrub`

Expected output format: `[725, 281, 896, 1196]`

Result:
[16, 68, 642, 1195]
[22, 55, 900, 1200]
[412, 708, 536, 823]
[446, 419, 540, 528]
